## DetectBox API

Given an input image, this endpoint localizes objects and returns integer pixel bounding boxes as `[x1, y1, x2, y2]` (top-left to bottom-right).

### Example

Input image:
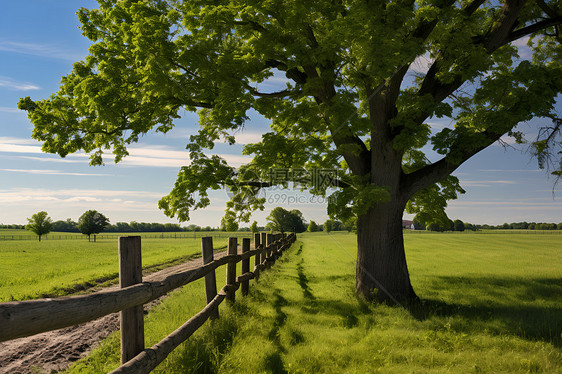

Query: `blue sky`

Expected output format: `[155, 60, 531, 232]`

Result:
[0, 1, 561, 227]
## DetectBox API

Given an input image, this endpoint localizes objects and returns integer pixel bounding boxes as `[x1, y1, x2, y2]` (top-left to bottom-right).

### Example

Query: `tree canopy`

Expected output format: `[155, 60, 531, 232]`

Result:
[78, 210, 110, 241]
[307, 220, 320, 232]
[25, 211, 52, 241]
[18, 0, 562, 303]
[266, 207, 307, 233]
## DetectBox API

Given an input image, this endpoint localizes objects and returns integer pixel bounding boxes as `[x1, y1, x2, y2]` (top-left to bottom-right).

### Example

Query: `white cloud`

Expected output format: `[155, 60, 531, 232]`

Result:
[0, 168, 111, 177]
[477, 169, 541, 173]
[0, 106, 21, 113]
[0, 142, 43, 154]
[16, 156, 84, 164]
[0, 39, 84, 62]
[234, 131, 263, 144]
[0, 76, 40, 91]
[0, 187, 164, 205]
[409, 54, 434, 75]
[0, 137, 251, 169]
[461, 180, 517, 188]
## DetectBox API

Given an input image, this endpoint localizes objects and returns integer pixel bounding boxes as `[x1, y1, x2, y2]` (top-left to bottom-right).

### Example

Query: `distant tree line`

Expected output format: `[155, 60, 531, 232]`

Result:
[413, 216, 562, 232]
[46, 220, 224, 233]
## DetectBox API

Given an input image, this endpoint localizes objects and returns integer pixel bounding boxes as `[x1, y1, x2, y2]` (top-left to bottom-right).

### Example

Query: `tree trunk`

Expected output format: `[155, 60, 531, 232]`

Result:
[356, 201, 417, 304]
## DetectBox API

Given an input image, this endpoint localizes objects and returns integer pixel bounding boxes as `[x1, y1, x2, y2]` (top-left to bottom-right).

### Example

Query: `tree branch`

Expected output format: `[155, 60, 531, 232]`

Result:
[402, 130, 502, 196]
[416, 0, 528, 123]
[246, 86, 298, 98]
[507, 16, 562, 43]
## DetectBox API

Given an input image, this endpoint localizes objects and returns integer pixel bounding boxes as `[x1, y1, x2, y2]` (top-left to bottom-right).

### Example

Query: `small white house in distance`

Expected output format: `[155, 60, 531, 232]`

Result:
[402, 220, 415, 230]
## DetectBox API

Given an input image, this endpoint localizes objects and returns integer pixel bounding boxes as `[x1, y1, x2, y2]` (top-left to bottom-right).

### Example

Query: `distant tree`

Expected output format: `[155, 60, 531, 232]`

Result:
[115, 222, 131, 232]
[266, 207, 306, 233]
[453, 219, 465, 232]
[412, 216, 426, 231]
[324, 219, 335, 233]
[342, 216, 357, 232]
[558, 223, 562, 230]
[426, 222, 443, 232]
[78, 210, 110, 241]
[307, 220, 319, 232]
[250, 221, 259, 233]
[52, 218, 79, 233]
[464, 223, 476, 231]
[26, 211, 52, 241]
[220, 210, 239, 232]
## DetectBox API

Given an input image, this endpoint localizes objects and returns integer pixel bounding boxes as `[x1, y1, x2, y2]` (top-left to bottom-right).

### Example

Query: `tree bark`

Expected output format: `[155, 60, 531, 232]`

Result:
[356, 200, 417, 305]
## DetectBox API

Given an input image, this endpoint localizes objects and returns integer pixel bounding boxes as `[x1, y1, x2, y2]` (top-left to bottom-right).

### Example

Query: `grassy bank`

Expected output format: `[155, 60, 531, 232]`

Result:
[65, 231, 561, 373]
[0, 237, 228, 301]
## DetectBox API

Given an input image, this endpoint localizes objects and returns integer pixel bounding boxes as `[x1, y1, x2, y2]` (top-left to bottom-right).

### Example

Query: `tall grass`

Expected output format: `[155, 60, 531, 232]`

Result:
[65, 231, 561, 373]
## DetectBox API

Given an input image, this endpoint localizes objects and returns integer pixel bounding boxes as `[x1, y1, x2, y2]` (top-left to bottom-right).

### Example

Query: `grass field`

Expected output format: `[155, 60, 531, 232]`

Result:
[0, 236, 229, 302]
[63, 231, 562, 373]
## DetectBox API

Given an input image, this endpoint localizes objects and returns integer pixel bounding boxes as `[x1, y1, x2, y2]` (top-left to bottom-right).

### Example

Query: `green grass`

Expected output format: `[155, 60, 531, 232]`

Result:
[0, 237, 228, 302]
[64, 231, 562, 373]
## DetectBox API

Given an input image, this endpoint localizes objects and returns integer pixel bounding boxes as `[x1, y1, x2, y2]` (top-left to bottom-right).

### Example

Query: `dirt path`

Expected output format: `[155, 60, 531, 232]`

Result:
[0, 252, 227, 374]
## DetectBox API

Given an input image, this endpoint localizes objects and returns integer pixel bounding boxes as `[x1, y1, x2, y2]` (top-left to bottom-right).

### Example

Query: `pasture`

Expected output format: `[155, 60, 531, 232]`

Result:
[63, 231, 561, 373]
[0, 235, 230, 302]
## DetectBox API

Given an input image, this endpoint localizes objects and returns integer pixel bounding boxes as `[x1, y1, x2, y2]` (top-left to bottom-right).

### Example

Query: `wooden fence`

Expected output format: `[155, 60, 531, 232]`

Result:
[0, 231, 255, 242]
[0, 232, 297, 373]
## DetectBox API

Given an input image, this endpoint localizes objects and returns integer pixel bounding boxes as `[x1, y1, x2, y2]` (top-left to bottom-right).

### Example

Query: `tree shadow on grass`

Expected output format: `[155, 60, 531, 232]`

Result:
[409, 276, 562, 347]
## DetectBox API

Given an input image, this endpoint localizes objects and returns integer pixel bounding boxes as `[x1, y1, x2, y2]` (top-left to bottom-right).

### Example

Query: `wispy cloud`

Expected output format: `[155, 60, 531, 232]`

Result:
[0, 168, 111, 177]
[0, 39, 84, 62]
[449, 200, 562, 210]
[409, 53, 434, 75]
[461, 180, 517, 188]
[0, 76, 40, 91]
[0, 187, 163, 205]
[0, 106, 21, 113]
[477, 169, 541, 173]
[0, 137, 252, 168]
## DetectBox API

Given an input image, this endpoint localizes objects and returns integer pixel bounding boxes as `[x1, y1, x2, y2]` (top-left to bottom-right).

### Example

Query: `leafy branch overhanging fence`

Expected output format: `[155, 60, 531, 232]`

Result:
[0, 232, 296, 373]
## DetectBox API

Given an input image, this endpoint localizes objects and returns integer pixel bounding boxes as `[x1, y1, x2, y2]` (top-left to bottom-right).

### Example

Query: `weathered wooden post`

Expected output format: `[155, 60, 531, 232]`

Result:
[261, 232, 268, 266]
[201, 237, 219, 319]
[118, 236, 144, 364]
[253, 233, 261, 279]
[241, 238, 250, 296]
[266, 233, 273, 265]
[226, 237, 237, 303]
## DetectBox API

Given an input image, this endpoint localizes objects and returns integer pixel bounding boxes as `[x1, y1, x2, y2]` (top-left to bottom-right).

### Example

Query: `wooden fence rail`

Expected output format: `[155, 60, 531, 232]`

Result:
[0, 232, 296, 373]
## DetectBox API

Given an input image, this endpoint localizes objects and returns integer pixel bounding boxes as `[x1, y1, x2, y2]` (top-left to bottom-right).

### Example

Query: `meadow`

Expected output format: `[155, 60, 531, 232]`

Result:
[64, 231, 562, 373]
[0, 234, 230, 302]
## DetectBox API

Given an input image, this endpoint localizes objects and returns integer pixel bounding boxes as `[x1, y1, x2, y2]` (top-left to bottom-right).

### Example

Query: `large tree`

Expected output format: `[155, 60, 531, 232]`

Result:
[26, 211, 53, 242]
[78, 210, 110, 241]
[19, 0, 562, 303]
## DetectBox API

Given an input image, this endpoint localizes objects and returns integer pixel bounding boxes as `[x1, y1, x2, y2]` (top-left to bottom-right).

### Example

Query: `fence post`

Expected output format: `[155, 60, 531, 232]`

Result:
[261, 232, 268, 266]
[226, 237, 237, 303]
[201, 237, 219, 319]
[253, 233, 261, 280]
[266, 233, 273, 265]
[118, 236, 144, 364]
[241, 238, 250, 296]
